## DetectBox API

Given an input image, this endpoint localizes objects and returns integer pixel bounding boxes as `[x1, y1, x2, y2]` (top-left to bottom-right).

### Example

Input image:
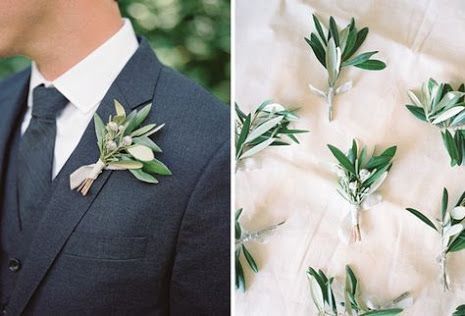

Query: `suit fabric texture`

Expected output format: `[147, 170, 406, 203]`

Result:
[0, 38, 231, 315]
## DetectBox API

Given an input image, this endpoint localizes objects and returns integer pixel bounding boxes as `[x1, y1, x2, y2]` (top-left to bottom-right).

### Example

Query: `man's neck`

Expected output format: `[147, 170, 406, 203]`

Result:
[26, 1, 123, 81]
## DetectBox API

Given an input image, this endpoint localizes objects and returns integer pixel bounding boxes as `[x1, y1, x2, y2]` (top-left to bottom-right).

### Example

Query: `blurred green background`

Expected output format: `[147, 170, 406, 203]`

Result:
[0, 0, 230, 103]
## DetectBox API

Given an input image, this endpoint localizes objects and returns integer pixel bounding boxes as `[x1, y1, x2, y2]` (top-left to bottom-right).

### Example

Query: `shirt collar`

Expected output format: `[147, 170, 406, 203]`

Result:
[28, 18, 139, 114]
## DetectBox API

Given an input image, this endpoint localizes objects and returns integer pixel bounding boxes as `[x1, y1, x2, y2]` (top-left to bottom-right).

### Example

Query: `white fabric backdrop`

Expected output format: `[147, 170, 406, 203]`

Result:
[235, 0, 465, 315]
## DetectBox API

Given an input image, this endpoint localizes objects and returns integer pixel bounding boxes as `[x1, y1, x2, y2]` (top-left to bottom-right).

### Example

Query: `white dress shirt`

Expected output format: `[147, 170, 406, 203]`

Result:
[22, 18, 139, 178]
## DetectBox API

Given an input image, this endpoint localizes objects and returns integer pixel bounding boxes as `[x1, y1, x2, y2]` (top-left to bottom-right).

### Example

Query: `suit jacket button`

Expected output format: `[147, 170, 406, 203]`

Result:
[8, 258, 21, 272]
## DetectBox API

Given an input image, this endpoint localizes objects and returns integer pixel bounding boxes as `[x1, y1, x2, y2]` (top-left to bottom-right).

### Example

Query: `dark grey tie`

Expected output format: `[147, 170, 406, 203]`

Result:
[17, 84, 68, 228]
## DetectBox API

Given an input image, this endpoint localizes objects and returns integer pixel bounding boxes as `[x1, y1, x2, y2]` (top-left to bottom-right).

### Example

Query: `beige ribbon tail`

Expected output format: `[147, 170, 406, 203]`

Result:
[69, 160, 106, 190]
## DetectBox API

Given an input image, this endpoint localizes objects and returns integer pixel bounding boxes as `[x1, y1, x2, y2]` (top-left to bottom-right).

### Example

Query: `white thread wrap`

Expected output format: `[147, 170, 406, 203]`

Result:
[338, 195, 383, 244]
[350, 204, 359, 226]
[69, 159, 106, 190]
[235, 221, 285, 250]
[437, 251, 450, 291]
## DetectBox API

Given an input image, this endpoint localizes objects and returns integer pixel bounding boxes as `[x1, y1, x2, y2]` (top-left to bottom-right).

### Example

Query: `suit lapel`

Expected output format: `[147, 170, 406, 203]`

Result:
[7, 38, 163, 315]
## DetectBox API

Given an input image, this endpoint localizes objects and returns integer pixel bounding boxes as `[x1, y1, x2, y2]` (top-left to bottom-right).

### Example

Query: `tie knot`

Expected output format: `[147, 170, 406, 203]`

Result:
[32, 84, 69, 120]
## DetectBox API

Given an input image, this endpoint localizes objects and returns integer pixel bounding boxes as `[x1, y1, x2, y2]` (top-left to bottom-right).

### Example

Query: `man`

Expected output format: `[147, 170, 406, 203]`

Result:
[0, 0, 230, 315]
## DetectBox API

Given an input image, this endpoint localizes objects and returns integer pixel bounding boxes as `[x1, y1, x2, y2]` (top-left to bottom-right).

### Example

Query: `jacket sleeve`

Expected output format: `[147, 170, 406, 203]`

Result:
[169, 140, 230, 315]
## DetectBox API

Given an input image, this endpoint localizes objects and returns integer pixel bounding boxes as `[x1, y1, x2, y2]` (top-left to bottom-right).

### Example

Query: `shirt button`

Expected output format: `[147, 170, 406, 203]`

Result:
[8, 258, 21, 272]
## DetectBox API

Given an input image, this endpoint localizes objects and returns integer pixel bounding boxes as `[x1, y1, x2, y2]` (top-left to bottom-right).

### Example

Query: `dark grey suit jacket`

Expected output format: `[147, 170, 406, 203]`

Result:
[0, 38, 230, 315]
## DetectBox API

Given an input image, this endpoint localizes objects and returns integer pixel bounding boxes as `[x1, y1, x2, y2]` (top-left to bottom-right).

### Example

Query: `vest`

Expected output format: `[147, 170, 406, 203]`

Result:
[0, 99, 47, 309]
[0, 117, 23, 308]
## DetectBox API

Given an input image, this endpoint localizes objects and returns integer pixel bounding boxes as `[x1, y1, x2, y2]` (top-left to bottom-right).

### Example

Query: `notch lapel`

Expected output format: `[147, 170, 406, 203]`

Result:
[7, 38, 163, 315]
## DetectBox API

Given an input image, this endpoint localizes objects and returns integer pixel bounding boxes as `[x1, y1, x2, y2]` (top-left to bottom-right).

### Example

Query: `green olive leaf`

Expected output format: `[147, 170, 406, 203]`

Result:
[135, 103, 152, 126]
[143, 159, 172, 176]
[108, 160, 143, 170]
[93, 113, 105, 151]
[405, 208, 438, 231]
[114, 99, 126, 118]
[127, 144, 154, 162]
[131, 124, 157, 137]
[133, 136, 162, 152]
[129, 168, 158, 184]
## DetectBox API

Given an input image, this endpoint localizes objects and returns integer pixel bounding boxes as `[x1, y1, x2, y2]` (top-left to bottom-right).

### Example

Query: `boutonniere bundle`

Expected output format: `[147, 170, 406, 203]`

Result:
[405, 188, 465, 291]
[405, 78, 465, 166]
[235, 101, 307, 170]
[307, 265, 411, 315]
[70, 100, 172, 196]
[306, 14, 386, 121]
[235, 208, 284, 291]
[328, 140, 396, 242]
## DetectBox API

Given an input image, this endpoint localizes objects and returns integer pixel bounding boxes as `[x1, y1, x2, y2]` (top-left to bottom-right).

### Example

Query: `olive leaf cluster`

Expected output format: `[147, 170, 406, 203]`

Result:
[405, 78, 465, 166]
[306, 14, 386, 121]
[453, 305, 465, 316]
[328, 140, 396, 207]
[405, 188, 465, 290]
[235, 208, 285, 292]
[235, 101, 307, 164]
[307, 265, 405, 316]
[95, 100, 172, 184]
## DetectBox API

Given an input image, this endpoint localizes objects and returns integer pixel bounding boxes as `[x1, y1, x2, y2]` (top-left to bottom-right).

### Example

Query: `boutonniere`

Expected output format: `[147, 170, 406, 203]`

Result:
[235, 208, 284, 292]
[306, 14, 386, 121]
[70, 100, 172, 196]
[405, 78, 465, 167]
[405, 188, 465, 291]
[307, 265, 411, 315]
[235, 100, 307, 170]
[328, 140, 396, 242]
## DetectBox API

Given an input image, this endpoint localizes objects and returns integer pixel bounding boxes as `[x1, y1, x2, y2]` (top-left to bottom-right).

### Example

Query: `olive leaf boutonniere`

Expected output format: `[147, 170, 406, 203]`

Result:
[235, 208, 285, 292]
[70, 100, 172, 196]
[328, 140, 396, 242]
[405, 78, 465, 167]
[405, 188, 465, 291]
[306, 14, 386, 121]
[307, 265, 411, 315]
[235, 101, 307, 170]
